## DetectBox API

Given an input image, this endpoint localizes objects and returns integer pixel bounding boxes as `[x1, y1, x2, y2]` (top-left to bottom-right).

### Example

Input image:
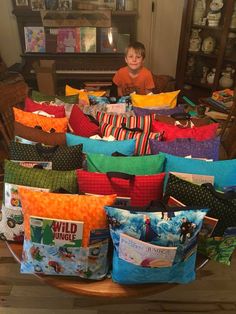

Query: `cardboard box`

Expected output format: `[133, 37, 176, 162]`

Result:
[33, 60, 57, 95]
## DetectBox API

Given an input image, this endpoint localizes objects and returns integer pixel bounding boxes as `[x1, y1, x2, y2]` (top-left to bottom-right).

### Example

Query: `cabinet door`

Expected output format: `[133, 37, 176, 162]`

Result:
[176, 0, 236, 101]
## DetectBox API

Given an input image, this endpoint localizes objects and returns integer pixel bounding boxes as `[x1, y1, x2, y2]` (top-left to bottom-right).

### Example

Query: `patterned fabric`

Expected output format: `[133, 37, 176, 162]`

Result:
[133, 104, 185, 116]
[66, 133, 136, 156]
[31, 90, 78, 104]
[105, 205, 208, 284]
[9, 141, 84, 171]
[13, 107, 68, 133]
[68, 105, 101, 137]
[131, 90, 180, 108]
[164, 173, 236, 236]
[86, 153, 165, 175]
[162, 153, 236, 191]
[97, 112, 153, 133]
[19, 189, 116, 279]
[14, 122, 66, 146]
[152, 120, 219, 141]
[4, 160, 78, 194]
[150, 137, 220, 161]
[19, 188, 115, 246]
[24, 97, 66, 118]
[100, 122, 159, 155]
[77, 169, 165, 206]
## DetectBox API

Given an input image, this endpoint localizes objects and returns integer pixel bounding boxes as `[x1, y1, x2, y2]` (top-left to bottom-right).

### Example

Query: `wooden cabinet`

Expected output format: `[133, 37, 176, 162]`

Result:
[11, 0, 138, 86]
[176, 0, 236, 103]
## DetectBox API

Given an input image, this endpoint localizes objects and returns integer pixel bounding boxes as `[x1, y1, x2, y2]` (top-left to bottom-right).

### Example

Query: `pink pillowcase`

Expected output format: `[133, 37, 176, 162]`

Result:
[68, 105, 101, 137]
[24, 97, 66, 118]
[152, 120, 219, 141]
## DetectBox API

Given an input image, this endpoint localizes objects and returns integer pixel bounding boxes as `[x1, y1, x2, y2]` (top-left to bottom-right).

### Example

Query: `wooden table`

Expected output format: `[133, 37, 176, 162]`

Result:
[6, 241, 208, 298]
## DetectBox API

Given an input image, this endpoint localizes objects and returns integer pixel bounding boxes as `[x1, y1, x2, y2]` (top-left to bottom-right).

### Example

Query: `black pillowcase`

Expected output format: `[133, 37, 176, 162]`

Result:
[164, 173, 236, 236]
[9, 141, 83, 171]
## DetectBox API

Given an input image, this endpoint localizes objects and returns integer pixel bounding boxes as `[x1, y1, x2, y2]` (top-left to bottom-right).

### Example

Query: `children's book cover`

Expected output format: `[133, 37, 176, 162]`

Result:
[119, 233, 177, 268]
[24, 27, 45, 52]
[170, 171, 214, 185]
[100, 27, 118, 52]
[57, 28, 77, 53]
[12, 160, 52, 170]
[30, 216, 84, 247]
[80, 27, 96, 53]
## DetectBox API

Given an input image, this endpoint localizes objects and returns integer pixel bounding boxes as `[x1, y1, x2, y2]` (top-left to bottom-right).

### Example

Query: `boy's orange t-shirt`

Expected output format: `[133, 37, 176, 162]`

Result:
[113, 66, 155, 96]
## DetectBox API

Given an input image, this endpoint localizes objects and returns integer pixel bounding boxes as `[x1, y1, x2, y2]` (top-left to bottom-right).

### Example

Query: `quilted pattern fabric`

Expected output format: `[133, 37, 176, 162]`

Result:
[164, 173, 236, 236]
[9, 141, 83, 171]
[4, 159, 78, 193]
[100, 122, 160, 155]
[13, 107, 68, 133]
[77, 169, 165, 206]
[24, 97, 66, 118]
[150, 137, 220, 161]
[14, 122, 66, 146]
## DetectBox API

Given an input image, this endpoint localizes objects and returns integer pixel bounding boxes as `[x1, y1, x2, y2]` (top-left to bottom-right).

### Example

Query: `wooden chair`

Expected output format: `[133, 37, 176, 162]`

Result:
[152, 74, 176, 94]
[0, 73, 28, 152]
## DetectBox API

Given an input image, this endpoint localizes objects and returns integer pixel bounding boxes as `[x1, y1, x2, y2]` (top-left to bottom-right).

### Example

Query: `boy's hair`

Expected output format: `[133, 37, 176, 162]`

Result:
[125, 41, 146, 59]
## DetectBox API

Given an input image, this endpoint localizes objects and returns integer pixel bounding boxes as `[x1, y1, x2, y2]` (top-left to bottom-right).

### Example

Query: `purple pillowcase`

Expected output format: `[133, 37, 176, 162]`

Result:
[133, 104, 185, 116]
[149, 137, 220, 161]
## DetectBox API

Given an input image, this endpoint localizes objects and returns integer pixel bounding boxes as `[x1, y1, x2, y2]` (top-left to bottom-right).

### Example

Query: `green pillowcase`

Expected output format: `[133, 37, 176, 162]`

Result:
[31, 90, 78, 104]
[86, 153, 165, 175]
[4, 159, 78, 193]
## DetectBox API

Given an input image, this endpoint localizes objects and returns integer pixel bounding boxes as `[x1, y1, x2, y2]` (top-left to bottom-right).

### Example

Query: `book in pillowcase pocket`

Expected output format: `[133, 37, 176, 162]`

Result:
[12, 160, 52, 170]
[119, 233, 177, 268]
[30, 216, 84, 247]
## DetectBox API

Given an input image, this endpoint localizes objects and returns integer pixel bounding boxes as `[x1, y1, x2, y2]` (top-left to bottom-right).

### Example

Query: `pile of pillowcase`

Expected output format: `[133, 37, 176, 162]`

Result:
[1, 87, 236, 285]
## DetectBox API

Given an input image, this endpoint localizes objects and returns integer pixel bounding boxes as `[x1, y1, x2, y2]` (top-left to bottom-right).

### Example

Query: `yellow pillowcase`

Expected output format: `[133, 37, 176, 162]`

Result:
[19, 187, 116, 247]
[65, 85, 106, 106]
[131, 90, 180, 109]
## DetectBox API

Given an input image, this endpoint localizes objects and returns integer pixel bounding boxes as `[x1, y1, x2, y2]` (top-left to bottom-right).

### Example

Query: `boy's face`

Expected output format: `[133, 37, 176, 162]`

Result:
[125, 48, 144, 72]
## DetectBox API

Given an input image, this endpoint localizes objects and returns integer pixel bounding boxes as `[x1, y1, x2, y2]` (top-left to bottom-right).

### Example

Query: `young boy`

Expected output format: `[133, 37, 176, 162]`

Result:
[112, 41, 155, 96]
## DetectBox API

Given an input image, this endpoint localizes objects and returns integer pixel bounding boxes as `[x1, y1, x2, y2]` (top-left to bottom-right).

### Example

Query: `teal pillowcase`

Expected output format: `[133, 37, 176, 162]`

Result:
[86, 153, 165, 175]
[105, 206, 208, 284]
[66, 133, 136, 156]
[163, 153, 236, 190]
[31, 90, 78, 104]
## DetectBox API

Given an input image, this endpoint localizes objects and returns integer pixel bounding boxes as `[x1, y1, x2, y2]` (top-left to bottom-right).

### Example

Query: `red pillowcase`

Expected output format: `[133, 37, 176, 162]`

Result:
[152, 120, 219, 141]
[69, 105, 101, 137]
[24, 97, 66, 118]
[77, 169, 165, 206]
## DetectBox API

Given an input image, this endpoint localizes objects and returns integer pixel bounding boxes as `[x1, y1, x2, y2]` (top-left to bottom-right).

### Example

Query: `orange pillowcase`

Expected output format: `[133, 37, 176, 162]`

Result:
[13, 107, 68, 133]
[19, 187, 116, 247]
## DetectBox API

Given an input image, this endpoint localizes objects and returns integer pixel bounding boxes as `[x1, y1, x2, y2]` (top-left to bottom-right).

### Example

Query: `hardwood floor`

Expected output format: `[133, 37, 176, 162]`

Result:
[0, 241, 236, 313]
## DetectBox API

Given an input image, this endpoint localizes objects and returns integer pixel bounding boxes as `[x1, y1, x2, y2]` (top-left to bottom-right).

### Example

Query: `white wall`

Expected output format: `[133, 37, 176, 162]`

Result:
[0, 0, 22, 67]
[137, 0, 184, 77]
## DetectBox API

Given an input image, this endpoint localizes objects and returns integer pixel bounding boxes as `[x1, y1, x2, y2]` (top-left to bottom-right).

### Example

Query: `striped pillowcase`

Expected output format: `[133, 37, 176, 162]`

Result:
[100, 122, 160, 155]
[96, 112, 154, 133]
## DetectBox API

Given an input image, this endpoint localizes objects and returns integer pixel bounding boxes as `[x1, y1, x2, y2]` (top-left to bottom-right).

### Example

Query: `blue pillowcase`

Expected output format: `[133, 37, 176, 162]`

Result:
[150, 137, 220, 161]
[105, 206, 208, 284]
[66, 133, 136, 156]
[162, 153, 236, 190]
